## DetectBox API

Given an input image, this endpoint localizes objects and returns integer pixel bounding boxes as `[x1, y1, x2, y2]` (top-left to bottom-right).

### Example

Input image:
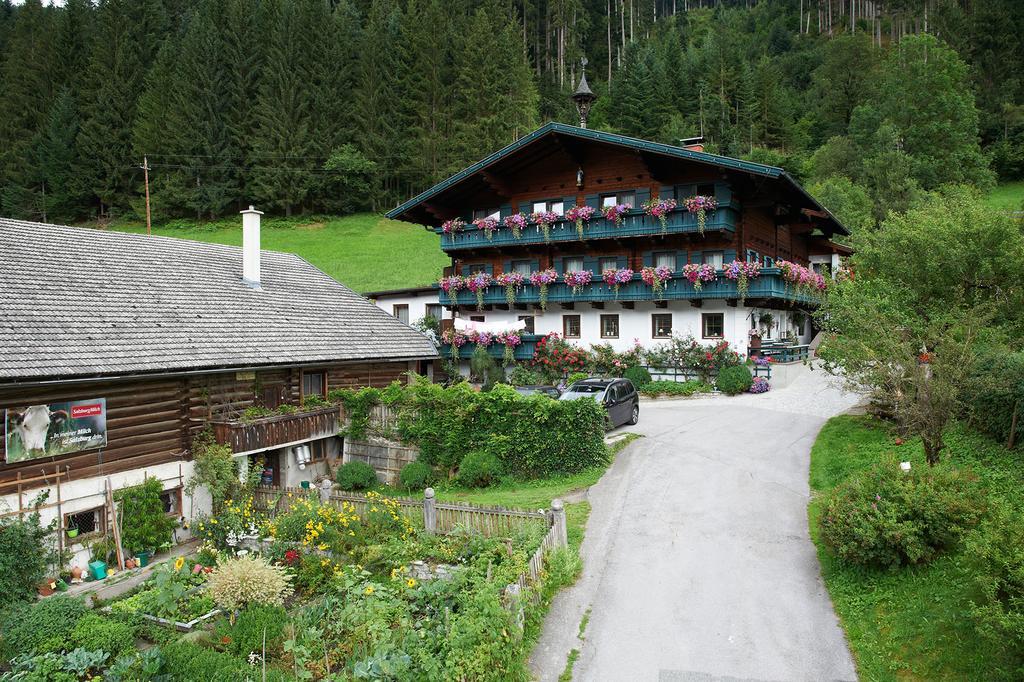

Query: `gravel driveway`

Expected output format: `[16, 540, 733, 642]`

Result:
[529, 365, 861, 682]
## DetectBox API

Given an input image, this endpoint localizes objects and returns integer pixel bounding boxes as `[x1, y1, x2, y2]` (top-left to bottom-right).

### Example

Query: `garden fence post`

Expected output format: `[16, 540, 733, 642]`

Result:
[319, 478, 332, 504]
[551, 499, 568, 548]
[423, 487, 437, 534]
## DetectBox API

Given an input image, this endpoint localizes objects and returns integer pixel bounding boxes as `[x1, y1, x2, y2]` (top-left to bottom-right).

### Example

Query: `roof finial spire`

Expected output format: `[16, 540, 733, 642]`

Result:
[571, 57, 596, 129]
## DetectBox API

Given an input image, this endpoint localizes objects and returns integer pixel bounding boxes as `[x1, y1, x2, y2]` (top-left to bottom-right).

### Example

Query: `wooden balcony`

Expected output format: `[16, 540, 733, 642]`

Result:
[439, 333, 543, 363]
[209, 406, 341, 455]
[435, 203, 739, 253]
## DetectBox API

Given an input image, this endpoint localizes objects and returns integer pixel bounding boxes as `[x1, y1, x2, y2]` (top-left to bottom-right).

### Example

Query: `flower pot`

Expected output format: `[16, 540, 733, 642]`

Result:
[124, 558, 136, 570]
[88, 560, 108, 580]
[37, 581, 55, 597]
[70, 566, 84, 583]
[66, 528, 79, 539]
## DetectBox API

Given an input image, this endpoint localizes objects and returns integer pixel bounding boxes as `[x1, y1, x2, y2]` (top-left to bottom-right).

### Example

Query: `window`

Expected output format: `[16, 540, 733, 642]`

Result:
[302, 372, 325, 397]
[65, 507, 104, 537]
[393, 304, 409, 325]
[746, 249, 759, 263]
[426, 304, 443, 321]
[518, 315, 535, 334]
[653, 252, 676, 270]
[600, 314, 619, 339]
[563, 315, 581, 338]
[697, 183, 715, 196]
[812, 262, 831, 276]
[598, 256, 618, 273]
[262, 385, 284, 410]
[463, 263, 487, 275]
[308, 439, 329, 462]
[794, 314, 805, 336]
[702, 313, 725, 339]
[473, 208, 500, 221]
[601, 191, 636, 208]
[563, 256, 584, 273]
[159, 488, 183, 516]
[470, 315, 485, 323]
[511, 260, 533, 276]
[532, 199, 564, 214]
[703, 251, 724, 269]
[764, 256, 775, 268]
[652, 314, 673, 338]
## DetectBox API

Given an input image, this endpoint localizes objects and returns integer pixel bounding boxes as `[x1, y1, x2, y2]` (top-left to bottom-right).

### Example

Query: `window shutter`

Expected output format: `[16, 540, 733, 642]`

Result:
[714, 183, 731, 204]
[531, 259, 541, 272]
[502, 260, 511, 274]
[563, 195, 577, 210]
[660, 185, 675, 200]
[585, 194, 600, 210]
[617, 255, 628, 269]
[642, 251, 653, 267]
[635, 187, 651, 207]
[676, 250, 688, 266]
[583, 256, 598, 273]
[499, 203, 512, 218]
[484, 263, 494, 275]
[554, 257, 563, 274]
[724, 249, 736, 263]
[690, 252, 703, 264]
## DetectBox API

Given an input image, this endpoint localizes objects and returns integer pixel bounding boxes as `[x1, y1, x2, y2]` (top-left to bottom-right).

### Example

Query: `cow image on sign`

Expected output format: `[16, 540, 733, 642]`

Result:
[4, 398, 107, 462]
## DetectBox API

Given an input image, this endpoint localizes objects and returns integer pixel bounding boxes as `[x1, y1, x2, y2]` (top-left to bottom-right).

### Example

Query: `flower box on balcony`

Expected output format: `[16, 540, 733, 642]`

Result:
[209, 406, 341, 455]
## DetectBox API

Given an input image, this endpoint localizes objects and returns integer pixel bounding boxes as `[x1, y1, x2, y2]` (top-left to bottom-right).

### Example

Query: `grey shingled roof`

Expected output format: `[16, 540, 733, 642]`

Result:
[0, 218, 437, 381]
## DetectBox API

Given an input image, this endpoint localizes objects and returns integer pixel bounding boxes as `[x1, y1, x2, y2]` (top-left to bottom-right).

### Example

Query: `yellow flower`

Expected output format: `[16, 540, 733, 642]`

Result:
[210, 518, 218, 524]
[317, 543, 328, 551]
[174, 557, 185, 572]
[365, 586, 374, 595]
[321, 559, 329, 567]
[406, 578, 417, 588]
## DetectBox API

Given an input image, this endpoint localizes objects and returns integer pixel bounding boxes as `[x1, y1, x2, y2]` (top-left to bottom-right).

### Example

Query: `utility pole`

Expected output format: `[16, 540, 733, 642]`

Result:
[141, 156, 152, 235]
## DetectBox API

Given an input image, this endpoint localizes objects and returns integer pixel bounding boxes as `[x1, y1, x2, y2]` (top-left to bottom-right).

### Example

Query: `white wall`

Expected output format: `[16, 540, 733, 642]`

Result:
[369, 291, 446, 327]
[0, 460, 208, 571]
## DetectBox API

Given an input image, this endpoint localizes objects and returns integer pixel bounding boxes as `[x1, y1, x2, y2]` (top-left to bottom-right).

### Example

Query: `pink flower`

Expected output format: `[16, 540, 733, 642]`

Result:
[441, 218, 465, 234]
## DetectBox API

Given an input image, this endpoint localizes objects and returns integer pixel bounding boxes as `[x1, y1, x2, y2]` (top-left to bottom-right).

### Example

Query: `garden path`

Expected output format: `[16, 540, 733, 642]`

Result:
[529, 364, 862, 681]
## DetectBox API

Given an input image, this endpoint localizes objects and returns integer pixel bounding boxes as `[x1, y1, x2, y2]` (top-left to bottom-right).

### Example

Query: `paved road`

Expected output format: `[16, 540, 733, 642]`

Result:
[529, 366, 861, 682]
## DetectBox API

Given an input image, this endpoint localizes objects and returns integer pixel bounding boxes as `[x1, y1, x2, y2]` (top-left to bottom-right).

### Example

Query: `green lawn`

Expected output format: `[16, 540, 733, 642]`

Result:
[809, 416, 1023, 680]
[983, 181, 1024, 211]
[104, 213, 447, 293]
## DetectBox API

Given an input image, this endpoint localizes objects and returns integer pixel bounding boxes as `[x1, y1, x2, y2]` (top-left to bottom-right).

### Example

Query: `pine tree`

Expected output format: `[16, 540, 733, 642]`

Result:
[33, 88, 87, 223]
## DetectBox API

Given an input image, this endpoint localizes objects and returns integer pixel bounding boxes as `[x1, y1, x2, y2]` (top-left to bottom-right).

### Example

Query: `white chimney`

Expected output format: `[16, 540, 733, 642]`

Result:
[240, 205, 263, 288]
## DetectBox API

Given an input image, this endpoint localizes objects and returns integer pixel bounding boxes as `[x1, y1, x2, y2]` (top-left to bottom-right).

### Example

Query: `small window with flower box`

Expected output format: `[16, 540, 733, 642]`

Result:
[65, 507, 105, 539]
[601, 192, 636, 208]
[302, 371, 325, 398]
[598, 256, 618, 273]
[532, 199, 564, 214]
[562, 256, 584, 273]
[473, 208, 500, 221]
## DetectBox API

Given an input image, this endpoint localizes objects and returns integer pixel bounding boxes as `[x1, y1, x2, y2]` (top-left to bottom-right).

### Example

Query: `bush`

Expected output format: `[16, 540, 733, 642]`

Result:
[0, 595, 89, 657]
[639, 380, 712, 397]
[0, 505, 53, 604]
[206, 556, 292, 611]
[623, 366, 652, 388]
[508, 364, 542, 386]
[968, 504, 1024, 661]
[114, 477, 177, 554]
[819, 461, 984, 567]
[963, 349, 1024, 447]
[457, 451, 503, 488]
[398, 460, 433, 491]
[335, 461, 378, 490]
[566, 371, 589, 386]
[159, 642, 290, 681]
[71, 614, 137, 658]
[214, 605, 287, 659]
[716, 365, 753, 395]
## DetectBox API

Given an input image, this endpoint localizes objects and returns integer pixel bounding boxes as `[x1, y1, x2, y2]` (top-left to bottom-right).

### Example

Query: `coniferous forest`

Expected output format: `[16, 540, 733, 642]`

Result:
[0, 0, 1021, 227]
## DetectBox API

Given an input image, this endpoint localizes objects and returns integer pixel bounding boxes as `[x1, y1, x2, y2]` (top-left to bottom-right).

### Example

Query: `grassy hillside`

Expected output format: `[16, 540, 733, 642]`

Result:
[984, 181, 1024, 211]
[107, 213, 447, 293]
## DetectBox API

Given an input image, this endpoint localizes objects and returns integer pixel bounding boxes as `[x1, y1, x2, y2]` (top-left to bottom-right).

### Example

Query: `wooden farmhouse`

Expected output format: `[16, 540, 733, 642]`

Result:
[0, 213, 436, 565]
[380, 117, 850, 370]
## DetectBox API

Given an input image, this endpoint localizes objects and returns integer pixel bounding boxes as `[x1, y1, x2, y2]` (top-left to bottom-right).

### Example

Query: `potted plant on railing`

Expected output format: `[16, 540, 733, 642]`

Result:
[464, 271, 492, 310]
[440, 328, 467, 361]
[503, 212, 528, 239]
[530, 210, 561, 242]
[748, 326, 763, 350]
[682, 195, 718, 235]
[602, 267, 633, 299]
[642, 197, 677, 234]
[682, 263, 716, 291]
[66, 520, 79, 539]
[723, 260, 761, 305]
[776, 260, 828, 301]
[602, 203, 631, 227]
[495, 271, 524, 305]
[641, 265, 673, 298]
[472, 216, 499, 240]
[564, 269, 593, 297]
[441, 218, 465, 235]
[529, 268, 558, 311]
[565, 204, 595, 239]
[497, 331, 521, 366]
[438, 275, 464, 306]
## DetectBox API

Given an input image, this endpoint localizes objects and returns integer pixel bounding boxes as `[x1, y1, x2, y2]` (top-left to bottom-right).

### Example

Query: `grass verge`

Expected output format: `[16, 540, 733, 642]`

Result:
[104, 213, 446, 293]
[983, 180, 1024, 211]
[809, 415, 1022, 680]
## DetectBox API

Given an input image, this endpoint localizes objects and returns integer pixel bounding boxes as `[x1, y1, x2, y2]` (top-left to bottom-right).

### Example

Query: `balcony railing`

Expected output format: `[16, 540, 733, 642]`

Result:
[436, 203, 739, 251]
[439, 333, 544, 363]
[209, 406, 341, 455]
[440, 268, 821, 307]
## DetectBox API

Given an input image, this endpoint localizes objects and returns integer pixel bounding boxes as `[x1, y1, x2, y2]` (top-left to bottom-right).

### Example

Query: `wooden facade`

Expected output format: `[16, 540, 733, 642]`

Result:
[0, 360, 412, 493]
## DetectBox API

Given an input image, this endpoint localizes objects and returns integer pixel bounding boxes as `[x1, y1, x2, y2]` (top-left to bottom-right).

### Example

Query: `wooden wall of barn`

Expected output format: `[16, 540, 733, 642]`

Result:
[0, 360, 415, 492]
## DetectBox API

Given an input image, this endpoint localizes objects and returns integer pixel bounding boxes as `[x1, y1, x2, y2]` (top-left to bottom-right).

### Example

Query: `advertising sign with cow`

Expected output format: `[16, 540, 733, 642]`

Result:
[4, 399, 107, 462]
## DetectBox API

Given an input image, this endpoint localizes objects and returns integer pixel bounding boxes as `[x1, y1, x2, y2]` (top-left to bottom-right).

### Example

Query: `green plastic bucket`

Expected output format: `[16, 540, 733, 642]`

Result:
[135, 551, 152, 567]
[88, 560, 107, 580]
